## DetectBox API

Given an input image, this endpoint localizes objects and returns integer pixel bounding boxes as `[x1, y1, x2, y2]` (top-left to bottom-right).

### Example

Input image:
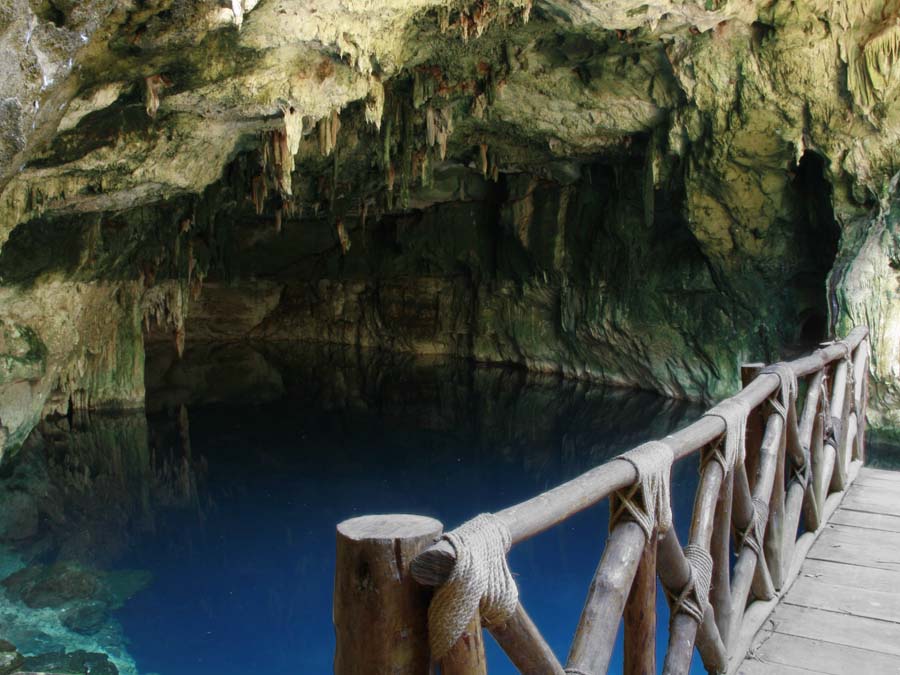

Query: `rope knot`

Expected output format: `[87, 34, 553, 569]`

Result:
[611, 441, 675, 540]
[427, 513, 518, 659]
[760, 361, 797, 421]
[736, 497, 769, 557]
[702, 398, 751, 472]
[669, 544, 713, 623]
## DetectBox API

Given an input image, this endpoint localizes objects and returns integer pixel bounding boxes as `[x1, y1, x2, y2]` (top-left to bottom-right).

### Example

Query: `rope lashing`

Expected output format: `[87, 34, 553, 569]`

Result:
[702, 398, 751, 472]
[761, 361, 809, 484]
[610, 441, 675, 540]
[735, 497, 770, 557]
[823, 339, 857, 413]
[668, 544, 714, 623]
[701, 437, 729, 475]
[427, 513, 518, 660]
[760, 361, 798, 420]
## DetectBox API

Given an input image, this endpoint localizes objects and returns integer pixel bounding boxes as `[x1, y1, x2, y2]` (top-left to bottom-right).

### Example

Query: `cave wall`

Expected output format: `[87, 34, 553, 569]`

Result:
[3, 0, 900, 459]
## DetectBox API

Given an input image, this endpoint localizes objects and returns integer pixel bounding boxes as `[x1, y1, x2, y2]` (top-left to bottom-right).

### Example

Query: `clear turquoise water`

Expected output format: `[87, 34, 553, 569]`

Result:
[0, 344, 736, 674]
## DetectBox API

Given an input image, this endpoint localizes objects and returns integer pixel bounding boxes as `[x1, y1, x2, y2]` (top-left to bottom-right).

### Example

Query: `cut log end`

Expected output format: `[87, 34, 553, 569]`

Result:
[337, 514, 442, 542]
[410, 540, 457, 586]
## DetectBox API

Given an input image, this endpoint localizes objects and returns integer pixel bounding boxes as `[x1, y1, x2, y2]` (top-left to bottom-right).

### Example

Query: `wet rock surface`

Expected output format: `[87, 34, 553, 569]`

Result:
[2, 0, 900, 459]
[21, 649, 119, 675]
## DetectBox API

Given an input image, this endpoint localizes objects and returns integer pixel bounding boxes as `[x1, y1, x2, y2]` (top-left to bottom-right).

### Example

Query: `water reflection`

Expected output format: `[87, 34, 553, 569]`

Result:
[2, 343, 709, 674]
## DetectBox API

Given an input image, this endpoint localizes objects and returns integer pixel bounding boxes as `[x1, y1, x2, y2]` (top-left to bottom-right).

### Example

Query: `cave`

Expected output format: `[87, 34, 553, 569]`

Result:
[1, 1, 900, 673]
[790, 150, 841, 348]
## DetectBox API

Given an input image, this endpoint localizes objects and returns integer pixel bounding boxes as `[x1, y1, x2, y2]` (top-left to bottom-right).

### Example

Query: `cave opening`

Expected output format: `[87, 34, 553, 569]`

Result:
[790, 150, 841, 348]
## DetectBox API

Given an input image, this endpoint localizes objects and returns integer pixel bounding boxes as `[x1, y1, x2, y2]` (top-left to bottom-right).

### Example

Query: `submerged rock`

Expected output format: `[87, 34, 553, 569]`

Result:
[0, 640, 24, 675]
[2, 562, 101, 609]
[21, 650, 119, 675]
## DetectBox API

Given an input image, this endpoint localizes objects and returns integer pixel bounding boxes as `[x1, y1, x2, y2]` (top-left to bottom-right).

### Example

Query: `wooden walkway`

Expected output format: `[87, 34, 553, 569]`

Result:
[739, 467, 900, 675]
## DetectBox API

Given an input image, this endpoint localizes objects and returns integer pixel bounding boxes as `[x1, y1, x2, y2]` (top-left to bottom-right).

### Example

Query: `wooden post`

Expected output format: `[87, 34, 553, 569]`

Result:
[488, 603, 565, 674]
[624, 534, 657, 675]
[334, 514, 442, 674]
[567, 521, 646, 675]
[442, 613, 488, 675]
[711, 468, 733, 648]
[765, 414, 787, 590]
[742, 363, 765, 492]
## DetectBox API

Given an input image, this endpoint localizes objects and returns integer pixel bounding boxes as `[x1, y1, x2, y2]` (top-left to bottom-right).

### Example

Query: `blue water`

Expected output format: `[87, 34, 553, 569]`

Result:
[1, 344, 714, 674]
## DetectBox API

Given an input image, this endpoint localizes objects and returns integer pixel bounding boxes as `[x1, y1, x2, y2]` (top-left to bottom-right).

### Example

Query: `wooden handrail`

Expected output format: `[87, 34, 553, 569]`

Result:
[334, 326, 871, 675]
[410, 326, 868, 584]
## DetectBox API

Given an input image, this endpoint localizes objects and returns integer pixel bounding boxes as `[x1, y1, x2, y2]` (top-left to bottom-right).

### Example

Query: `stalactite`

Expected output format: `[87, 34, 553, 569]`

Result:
[258, 105, 303, 199]
[849, 19, 900, 112]
[175, 326, 185, 358]
[365, 77, 385, 130]
[251, 174, 267, 214]
[335, 218, 351, 254]
[479, 143, 488, 177]
[144, 75, 166, 118]
[318, 108, 342, 156]
[471, 93, 487, 120]
[426, 106, 436, 147]
[274, 208, 282, 233]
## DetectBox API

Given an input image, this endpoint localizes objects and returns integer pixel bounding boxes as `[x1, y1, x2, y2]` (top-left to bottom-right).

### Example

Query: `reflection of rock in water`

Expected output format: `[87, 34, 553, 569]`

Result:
[0, 411, 208, 675]
[0, 413, 207, 566]
[148, 341, 702, 478]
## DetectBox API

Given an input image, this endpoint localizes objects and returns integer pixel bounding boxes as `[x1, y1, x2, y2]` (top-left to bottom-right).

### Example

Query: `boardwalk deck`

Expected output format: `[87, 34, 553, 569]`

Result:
[738, 467, 900, 675]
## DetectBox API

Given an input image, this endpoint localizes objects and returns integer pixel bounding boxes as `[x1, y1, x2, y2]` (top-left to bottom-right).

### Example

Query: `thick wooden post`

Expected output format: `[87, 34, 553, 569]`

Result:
[334, 514, 442, 674]
[624, 534, 657, 675]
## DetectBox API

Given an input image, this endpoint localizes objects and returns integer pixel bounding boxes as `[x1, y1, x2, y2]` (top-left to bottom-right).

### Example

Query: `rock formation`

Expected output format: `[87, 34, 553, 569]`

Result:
[3, 0, 900, 460]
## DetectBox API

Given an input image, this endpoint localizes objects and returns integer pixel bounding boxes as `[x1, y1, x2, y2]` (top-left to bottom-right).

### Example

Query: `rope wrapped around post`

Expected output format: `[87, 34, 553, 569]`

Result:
[823, 339, 856, 412]
[665, 544, 714, 623]
[760, 361, 797, 422]
[427, 513, 519, 660]
[701, 398, 751, 474]
[735, 497, 770, 556]
[609, 441, 675, 540]
[761, 361, 807, 484]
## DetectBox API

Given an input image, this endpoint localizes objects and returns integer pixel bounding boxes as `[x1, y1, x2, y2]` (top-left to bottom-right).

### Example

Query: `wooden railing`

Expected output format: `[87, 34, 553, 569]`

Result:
[333, 326, 870, 675]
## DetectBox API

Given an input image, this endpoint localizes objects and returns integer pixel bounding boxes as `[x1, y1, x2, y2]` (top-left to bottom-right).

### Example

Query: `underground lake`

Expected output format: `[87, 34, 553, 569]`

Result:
[0, 343, 716, 675]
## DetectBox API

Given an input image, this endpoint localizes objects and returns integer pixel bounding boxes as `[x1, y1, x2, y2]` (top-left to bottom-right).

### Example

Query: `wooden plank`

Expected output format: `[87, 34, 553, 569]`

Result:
[765, 603, 900, 656]
[799, 558, 900, 594]
[854, 473, 900, 488]
[842, 486, 900, 518]
[746, 631, 900, 675]
[858, 467, 900, 483]
[846, 482, 900, 500]
[830, 507, 900, 533]
[736, 658, 823, 675]
[807, 524, 900, 571]
[782, 575, 900, 623]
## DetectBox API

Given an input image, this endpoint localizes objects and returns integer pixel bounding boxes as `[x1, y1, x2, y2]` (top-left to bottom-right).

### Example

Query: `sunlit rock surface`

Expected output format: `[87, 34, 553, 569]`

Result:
[3, 0, 900, 457]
